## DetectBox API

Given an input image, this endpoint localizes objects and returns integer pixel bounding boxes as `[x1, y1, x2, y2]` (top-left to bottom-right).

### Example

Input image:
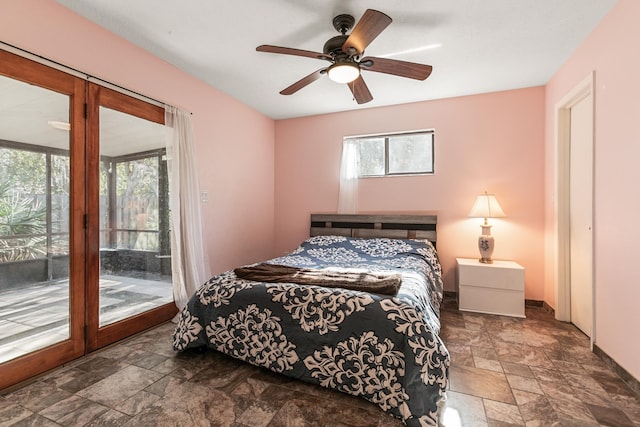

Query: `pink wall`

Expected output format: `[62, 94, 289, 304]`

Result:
[0, 0, 276, 274]
[275, 88, 546, 298]
[545, 0, 640, 380]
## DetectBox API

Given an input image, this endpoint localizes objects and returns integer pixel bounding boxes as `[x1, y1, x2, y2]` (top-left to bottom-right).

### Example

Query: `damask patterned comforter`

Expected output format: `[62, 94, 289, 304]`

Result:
[173, 236, 450, 426]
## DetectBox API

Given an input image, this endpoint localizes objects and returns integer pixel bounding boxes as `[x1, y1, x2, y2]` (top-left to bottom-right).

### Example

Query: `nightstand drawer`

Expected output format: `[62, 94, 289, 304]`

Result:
[458, 259, 524, 291]
[459, 285, 524, 318]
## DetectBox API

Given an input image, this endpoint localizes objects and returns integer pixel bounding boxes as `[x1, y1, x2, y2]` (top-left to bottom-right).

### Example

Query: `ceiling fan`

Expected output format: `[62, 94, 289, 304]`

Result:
[256, 9, 433, 104]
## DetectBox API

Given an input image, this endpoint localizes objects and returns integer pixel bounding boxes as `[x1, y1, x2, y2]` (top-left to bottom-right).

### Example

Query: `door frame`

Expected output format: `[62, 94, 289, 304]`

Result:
[554, 71, 595, 346]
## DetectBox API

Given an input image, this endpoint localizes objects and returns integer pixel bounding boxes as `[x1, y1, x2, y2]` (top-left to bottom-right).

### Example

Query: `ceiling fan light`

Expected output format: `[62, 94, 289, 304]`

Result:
[327, 63, 360, 84]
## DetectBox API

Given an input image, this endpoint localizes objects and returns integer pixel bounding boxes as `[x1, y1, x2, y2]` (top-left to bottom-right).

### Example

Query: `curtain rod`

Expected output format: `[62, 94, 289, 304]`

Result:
[0, 41, 192, 115]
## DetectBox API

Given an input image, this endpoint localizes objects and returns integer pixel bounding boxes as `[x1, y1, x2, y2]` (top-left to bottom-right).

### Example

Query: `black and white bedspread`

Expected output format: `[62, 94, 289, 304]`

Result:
[173, 236, 450, 426]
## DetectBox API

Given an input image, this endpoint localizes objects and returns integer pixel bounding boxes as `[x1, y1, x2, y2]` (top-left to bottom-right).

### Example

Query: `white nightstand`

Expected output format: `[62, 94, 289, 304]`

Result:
[456, 258, 525, 318]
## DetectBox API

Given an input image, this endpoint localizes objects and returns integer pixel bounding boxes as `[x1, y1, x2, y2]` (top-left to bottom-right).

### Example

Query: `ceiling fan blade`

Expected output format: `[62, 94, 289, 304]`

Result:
[280, 68, 327, 95]
[347, 76, 373, 104]
[257, 45, 332, 61]
[342, 9, 392, 56]
[360, 56, 433, 80]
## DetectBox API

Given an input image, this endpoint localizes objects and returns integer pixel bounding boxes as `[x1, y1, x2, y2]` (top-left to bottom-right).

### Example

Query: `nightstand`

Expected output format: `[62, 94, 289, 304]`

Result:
[456, 258, 525, 318]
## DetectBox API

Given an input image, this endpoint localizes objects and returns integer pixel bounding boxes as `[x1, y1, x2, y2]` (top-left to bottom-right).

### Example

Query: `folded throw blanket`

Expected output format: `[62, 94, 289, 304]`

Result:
[234, 263, 402, 295]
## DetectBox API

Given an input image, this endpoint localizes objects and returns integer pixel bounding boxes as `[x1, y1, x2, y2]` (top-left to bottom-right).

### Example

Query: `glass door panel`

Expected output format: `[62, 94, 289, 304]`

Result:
[98, 106, 172, 327]
[86, 83, 176, 351]
[0, 75, 71, 363]
[0, 49, 85, 390]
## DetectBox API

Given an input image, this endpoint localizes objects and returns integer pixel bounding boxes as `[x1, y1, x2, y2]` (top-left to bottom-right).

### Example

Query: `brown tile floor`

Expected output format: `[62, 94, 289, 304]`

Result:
[1, 300, 639, 426]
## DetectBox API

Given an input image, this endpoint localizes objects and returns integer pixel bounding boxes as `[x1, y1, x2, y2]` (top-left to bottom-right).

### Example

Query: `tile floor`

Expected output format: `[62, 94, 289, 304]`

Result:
[1, 299, 639, 426]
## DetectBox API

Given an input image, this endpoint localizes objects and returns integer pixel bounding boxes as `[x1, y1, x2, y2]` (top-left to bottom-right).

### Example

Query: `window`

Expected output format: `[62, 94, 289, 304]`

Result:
[349, 130, 434, 177]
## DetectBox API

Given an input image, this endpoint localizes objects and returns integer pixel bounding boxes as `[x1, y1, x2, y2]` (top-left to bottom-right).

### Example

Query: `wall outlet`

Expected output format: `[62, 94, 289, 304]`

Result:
[200, 191, 208, 203]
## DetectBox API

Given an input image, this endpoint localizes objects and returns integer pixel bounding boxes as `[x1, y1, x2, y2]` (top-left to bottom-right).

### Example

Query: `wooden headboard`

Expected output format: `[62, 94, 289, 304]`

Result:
[310, 214, 437, 243]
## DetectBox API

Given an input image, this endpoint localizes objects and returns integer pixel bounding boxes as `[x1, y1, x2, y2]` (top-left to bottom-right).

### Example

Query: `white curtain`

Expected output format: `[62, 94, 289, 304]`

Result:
[165, 106, 211, 312]
[338, 139, 359, 214]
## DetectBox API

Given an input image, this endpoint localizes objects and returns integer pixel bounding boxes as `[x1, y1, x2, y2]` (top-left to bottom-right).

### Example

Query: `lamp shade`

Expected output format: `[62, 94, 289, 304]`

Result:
[468, 192, 506, 219]
[327, 63, 360, 84]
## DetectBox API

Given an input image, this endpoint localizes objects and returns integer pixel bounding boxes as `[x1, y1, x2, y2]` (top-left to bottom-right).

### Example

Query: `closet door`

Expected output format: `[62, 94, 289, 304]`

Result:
[85, 84, 176, 351]
[0, 50, 86, 388]
[569, 92, 593, 337]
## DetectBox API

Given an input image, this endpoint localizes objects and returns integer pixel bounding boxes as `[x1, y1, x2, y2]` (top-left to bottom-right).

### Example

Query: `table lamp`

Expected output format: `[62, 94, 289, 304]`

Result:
[468, 191, 506, 263]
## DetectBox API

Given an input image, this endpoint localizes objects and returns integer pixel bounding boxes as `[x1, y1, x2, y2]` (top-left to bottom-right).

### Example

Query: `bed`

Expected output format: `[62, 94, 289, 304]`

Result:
[173, 214, 449, 426]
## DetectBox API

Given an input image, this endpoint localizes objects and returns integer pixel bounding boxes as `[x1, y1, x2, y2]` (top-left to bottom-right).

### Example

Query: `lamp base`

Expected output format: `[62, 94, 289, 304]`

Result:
[478, 227, 495, 264]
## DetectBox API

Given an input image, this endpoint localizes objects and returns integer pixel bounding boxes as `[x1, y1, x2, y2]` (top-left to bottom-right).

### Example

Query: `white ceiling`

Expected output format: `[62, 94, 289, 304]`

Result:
[55, 1, 615, 120]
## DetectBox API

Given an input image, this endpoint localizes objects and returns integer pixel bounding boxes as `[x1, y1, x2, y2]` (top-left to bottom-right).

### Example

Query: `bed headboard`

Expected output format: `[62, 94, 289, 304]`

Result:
[310, 214, 437, 243]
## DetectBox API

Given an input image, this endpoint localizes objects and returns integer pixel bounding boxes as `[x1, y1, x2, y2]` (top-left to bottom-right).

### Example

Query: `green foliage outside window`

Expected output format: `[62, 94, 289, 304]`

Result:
[1, 143, 165, 263]
[0, 148, 49, 262]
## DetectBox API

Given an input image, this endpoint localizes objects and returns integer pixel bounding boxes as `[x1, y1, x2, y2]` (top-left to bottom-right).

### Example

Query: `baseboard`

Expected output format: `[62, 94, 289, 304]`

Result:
[593, 344, 640, 398]
[444, 291, 457, 300]
[542, 301, 555, 316]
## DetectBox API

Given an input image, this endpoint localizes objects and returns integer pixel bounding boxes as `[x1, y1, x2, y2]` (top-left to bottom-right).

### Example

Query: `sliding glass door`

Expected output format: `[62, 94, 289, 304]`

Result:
[0, 50, 177, 388]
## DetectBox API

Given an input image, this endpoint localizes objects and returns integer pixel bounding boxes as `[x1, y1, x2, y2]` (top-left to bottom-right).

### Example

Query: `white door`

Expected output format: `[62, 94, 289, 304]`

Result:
[569, 93, 593, 337]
